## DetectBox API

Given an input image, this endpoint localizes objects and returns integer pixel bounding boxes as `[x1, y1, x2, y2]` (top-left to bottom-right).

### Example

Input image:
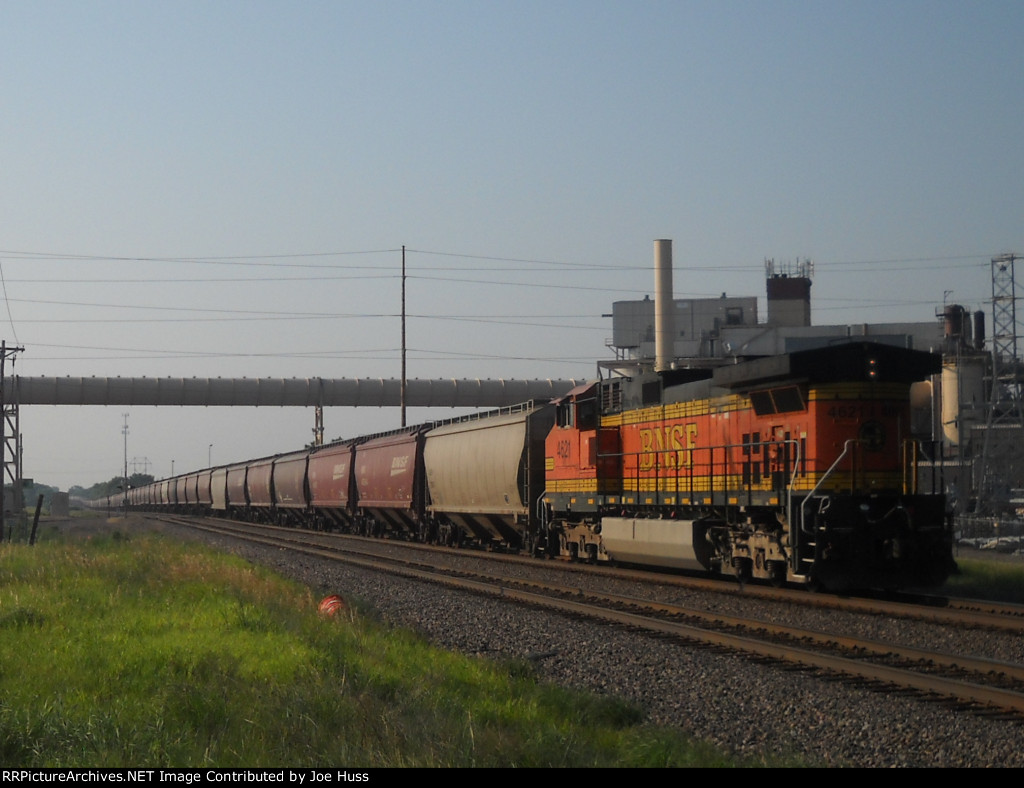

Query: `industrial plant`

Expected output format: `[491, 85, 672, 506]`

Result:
[605, 251, 1024, 539]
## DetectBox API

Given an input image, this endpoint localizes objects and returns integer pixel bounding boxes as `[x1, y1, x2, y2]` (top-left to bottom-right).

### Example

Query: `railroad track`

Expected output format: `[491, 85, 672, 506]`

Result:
[157, 514, 1024, 722]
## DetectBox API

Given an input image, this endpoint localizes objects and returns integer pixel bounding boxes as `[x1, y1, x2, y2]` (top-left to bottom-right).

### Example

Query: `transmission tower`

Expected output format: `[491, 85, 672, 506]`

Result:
[977, 253, 1024, 513]
[0, 341, 24, 541]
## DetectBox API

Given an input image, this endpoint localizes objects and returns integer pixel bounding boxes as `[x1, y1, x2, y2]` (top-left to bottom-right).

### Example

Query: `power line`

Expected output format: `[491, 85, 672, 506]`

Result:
[0, 245, 998, 274]
[3, 275, 399, 284]
[0, 248, 401, 266]
[0, 259, 19, 345]
[0, 242, 1005, 369]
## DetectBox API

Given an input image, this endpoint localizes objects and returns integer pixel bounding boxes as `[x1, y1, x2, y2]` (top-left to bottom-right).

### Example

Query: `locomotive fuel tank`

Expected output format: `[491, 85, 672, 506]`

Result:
[599, 516, 720, 571]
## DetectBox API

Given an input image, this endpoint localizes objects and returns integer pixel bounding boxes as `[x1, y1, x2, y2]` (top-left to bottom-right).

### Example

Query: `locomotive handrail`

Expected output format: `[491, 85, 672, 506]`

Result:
[798, 439, 860, 536]
[901, 439, 945, 496]
[782, 438, 802, 543]
[535, 490, 549, 533]
[902, 439, 918, 495]
[599, 436, 803, 511]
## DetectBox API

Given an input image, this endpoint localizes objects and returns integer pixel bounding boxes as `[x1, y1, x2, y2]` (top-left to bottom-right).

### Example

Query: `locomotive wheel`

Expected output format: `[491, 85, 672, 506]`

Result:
[731, 557, 753, 584]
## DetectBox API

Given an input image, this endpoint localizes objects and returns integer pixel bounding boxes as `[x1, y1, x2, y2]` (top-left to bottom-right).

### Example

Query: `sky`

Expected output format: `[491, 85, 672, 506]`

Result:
[1, 0, 1022, 489]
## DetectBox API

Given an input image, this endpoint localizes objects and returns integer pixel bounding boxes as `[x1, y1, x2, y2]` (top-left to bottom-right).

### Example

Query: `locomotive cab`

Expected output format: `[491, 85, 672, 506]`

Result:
[544, 382, 620, 560]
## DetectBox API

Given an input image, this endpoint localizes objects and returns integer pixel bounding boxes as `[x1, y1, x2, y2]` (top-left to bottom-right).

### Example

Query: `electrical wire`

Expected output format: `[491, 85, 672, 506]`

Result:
[0, 258, 20, 345]
[0, 243, 1009, 366]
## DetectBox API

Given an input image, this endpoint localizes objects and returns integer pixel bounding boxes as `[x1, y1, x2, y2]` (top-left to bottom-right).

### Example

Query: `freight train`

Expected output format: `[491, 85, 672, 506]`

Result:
[116, 341, 957, 591]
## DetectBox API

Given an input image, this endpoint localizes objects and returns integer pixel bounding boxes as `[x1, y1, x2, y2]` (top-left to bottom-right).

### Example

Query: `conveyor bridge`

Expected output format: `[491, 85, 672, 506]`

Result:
[3, 376, 583, 407]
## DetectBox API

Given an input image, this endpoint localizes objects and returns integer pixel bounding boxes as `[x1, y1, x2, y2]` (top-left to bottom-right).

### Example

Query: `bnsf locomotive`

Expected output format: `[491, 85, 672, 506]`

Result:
[120, 341, 956, 591]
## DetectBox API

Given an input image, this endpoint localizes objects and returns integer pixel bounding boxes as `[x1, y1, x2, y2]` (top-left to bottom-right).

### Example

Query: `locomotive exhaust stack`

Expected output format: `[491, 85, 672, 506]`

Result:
[654, 239, 675, 373]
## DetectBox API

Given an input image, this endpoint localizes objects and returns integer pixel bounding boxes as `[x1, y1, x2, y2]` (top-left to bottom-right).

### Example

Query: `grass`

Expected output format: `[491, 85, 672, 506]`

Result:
[943, 554, 1024, 603]
[0, 527, 759, 768]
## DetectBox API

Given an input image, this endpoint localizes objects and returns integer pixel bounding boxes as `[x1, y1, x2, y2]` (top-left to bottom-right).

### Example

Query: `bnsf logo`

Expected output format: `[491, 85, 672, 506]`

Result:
[638, 424, 697, 471]
[391, 455, 410, 476]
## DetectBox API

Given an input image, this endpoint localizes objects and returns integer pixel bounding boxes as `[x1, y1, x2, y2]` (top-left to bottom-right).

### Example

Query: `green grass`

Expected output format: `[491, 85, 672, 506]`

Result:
[944, 555, 1024, 603]
[0, 529, 761, 768]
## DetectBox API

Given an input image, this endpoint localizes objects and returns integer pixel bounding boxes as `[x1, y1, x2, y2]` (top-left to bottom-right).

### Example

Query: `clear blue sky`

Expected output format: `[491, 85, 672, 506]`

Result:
[2, 1, 1021, 488]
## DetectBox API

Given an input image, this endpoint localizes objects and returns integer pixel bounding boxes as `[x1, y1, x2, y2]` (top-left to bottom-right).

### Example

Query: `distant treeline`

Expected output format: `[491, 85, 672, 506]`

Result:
[4, 474, 156, 511]
[70, 473, 156, 502]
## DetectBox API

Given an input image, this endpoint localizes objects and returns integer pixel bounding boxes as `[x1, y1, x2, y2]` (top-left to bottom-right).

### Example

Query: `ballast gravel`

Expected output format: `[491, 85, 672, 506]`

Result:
[105, 517, 1024, 768]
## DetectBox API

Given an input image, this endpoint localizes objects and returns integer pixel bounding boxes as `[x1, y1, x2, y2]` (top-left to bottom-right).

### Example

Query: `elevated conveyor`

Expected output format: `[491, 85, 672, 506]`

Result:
[4, 376, 584, 408]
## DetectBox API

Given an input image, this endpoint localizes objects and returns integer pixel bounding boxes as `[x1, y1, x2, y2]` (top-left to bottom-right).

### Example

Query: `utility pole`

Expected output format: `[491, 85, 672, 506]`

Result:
[401, 245, 407, 427]
[122, 414, 129, 516]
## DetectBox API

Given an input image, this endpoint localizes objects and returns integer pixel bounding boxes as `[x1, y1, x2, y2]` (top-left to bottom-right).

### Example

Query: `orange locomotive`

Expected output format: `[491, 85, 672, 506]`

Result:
[543, 342, 956, 590]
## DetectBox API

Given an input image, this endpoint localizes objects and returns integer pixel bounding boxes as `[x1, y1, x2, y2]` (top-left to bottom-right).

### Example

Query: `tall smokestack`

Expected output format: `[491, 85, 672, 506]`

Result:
[654, 239, 675, 372]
